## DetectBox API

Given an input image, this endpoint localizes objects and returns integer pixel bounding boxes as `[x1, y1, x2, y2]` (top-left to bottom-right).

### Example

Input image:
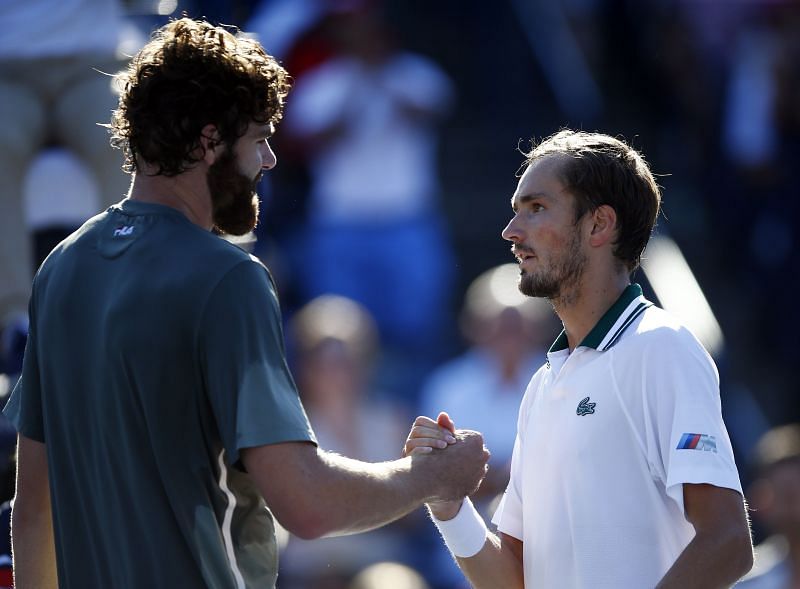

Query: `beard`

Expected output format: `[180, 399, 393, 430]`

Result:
[207, 148, 260, 236]
[518, 229, 587, 305]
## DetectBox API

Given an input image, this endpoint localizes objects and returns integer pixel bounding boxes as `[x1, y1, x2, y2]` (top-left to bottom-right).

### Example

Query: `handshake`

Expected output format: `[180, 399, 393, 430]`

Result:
[402, 412, 491, 521]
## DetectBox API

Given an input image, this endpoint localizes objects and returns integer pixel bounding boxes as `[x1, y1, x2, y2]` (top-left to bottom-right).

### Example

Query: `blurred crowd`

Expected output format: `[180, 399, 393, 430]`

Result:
[0, 0, 798, 587]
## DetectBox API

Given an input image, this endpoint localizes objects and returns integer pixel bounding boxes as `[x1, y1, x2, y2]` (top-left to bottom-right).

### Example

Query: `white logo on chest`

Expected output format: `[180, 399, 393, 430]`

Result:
[113, 225, 135, 237]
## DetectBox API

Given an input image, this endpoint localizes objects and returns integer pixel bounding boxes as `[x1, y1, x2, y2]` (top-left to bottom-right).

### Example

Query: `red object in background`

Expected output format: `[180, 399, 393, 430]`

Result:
[0, 565, 12, 588]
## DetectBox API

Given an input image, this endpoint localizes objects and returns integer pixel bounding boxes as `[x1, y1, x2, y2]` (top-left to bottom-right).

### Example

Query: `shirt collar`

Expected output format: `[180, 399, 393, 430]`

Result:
[548, 283, 652, 353]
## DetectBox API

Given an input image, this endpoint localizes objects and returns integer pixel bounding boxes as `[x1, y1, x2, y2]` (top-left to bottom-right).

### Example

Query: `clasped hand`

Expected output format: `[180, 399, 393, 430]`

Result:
[403, 412, 490, 518]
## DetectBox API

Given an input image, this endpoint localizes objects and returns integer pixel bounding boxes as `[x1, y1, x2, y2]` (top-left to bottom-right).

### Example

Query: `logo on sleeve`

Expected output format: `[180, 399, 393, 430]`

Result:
[677, 433, 717, 453]
[576, 397, 596, 416]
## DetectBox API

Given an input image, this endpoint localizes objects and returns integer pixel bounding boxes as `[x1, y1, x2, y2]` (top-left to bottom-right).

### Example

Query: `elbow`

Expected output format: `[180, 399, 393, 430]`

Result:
[733, 532, 754, 579]
[722, 524, 754, 581]
[282, 516, 327, 541]
[273, 502, 334, 540]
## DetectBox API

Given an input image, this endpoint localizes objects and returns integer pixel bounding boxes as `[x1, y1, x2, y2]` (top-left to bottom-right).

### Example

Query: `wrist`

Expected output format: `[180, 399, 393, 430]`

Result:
[430, 497, 488, 558]
[427, 499, 463, 521]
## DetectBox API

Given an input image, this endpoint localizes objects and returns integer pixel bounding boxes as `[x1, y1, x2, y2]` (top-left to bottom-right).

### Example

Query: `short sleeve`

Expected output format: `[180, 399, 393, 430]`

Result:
[492, 379, 534, 541]
[643, 329, 742, 515]
[491, 433, 524, 541]
[3, 294, 44, 442]
[198, 261, 316, 465]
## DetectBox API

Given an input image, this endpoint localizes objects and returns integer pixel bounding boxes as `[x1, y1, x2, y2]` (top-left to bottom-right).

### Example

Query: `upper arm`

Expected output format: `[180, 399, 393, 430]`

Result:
[500, 532, 523, 564]
[637, 330, 742, 512]
[3, 295, 45, 443]
[683, 483, 749, 538]
[240, 441, 323, 539]
[15, 435, 50, 514]
[683, 483, 754, 577]
[200, 262, 315, 464]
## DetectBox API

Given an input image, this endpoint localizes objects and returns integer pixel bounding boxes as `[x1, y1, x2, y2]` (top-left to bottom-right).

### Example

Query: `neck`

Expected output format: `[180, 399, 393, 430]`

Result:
[127, 169, 213, 231]
[552, 264, 631, 351]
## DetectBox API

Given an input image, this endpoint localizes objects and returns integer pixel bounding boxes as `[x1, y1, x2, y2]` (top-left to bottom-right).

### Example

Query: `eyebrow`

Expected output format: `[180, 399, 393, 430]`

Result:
[511, 192, 549, 212]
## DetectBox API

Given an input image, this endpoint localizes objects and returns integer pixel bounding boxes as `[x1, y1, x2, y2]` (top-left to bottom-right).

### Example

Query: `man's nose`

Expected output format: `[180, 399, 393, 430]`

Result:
[501, 216, 520, 242]
[262, 142, 277, 170]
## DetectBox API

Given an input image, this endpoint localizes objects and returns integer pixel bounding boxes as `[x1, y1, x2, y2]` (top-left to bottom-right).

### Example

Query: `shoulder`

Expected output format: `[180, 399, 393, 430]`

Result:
[31, 210, 114, 298]
[206, 239, 268, 277]
[206, 253, 277, 303]
[616, 304, 713, 364]
[36, 210, 107, 268]
[610, 305, 720, 398]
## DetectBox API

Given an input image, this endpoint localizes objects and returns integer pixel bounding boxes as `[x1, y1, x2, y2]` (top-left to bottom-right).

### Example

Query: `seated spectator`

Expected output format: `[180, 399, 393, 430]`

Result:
[0, 0, 129, 364]
[738, 423, 800, 588]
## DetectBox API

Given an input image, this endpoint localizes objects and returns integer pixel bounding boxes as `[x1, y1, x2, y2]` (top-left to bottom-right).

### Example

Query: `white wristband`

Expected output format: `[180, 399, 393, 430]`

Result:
[430, 498, 488, 558]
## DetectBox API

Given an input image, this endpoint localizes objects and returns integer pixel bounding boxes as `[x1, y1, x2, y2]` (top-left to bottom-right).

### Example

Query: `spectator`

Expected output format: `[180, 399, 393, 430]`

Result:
[0, 0, 129, 356]
[279, 295, 414, 588]
[283, 6, 456, 399]
[738, 424, 800, 588]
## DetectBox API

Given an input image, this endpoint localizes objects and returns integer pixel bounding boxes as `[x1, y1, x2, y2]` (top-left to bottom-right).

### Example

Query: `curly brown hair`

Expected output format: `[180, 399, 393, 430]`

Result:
[110, 18, 291, 176]
[525, 130, 662, 272]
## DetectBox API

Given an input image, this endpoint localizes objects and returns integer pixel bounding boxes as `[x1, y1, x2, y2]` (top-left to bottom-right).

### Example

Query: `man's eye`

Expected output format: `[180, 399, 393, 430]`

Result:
[531, 203, 544, 212]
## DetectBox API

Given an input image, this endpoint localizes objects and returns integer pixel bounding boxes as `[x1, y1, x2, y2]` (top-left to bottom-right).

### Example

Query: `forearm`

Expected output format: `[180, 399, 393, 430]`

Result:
[429, 501, 524, 589]
[454, 532, 525, 589]
[308, 451, 436, 537]
[656, 531, 753, 589]
[244, 432, 488, 540]
[12, 501, 58, 588]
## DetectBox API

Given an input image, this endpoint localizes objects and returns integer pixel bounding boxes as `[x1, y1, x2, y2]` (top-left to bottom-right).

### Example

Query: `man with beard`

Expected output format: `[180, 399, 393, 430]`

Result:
[3, 18, 490, 589]
[405, 130, 753, 588]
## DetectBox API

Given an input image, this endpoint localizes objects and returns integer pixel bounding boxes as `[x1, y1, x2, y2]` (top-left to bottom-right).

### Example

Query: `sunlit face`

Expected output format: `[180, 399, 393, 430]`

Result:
[501, 155, 588, 303]
[207, 122, 276, 236]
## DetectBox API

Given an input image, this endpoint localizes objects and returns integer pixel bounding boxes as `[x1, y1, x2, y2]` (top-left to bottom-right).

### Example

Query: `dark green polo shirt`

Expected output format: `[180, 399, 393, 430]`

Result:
[4, 199, 316, 588]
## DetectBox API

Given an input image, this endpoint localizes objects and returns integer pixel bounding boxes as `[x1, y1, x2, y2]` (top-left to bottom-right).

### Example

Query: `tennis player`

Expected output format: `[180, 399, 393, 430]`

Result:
[4, 18, 489, 589]
[405, 130, 753, 588]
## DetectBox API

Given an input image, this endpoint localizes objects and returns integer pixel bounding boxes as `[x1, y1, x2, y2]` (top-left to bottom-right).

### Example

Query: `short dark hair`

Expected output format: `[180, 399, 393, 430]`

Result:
[110, 18, 290, 176]
[525, 130, 661, 271]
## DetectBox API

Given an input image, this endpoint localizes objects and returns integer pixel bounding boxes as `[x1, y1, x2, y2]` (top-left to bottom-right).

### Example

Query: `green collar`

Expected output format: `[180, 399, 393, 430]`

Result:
[549, 284, 646, 353]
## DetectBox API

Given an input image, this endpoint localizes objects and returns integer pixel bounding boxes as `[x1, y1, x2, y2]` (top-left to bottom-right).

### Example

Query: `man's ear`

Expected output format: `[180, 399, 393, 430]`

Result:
[588, 204, 618, 248]
[199, 124, 222, 165]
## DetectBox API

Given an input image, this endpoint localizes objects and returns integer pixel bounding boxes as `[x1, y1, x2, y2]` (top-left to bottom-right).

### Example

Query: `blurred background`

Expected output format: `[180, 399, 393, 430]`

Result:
[0, 0, 798, 587]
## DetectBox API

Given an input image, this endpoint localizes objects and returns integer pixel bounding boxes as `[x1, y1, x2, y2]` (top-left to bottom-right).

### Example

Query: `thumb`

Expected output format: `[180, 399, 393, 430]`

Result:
[437, 411, 456, 434]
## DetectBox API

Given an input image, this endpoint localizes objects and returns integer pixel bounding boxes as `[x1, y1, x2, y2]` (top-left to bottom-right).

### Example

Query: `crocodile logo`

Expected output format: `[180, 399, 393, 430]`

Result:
[576, 396, 596, 416]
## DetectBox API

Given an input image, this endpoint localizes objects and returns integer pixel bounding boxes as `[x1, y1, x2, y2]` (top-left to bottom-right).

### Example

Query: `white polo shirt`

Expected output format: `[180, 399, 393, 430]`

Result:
[492, 284, 742, 589]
